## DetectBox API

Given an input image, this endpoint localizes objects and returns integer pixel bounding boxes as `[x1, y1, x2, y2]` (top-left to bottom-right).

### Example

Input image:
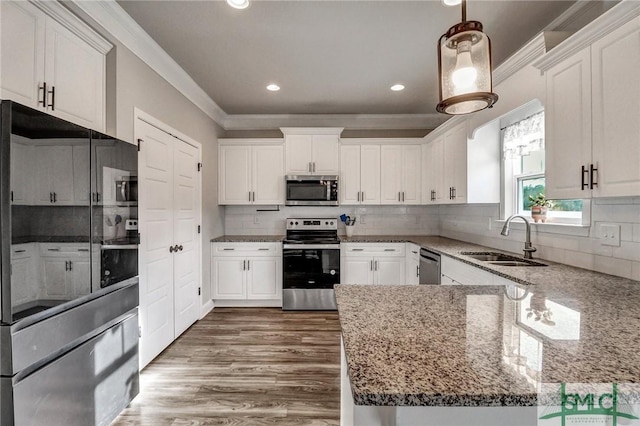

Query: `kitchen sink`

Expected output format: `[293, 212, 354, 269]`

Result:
[460, 252, 547, 267]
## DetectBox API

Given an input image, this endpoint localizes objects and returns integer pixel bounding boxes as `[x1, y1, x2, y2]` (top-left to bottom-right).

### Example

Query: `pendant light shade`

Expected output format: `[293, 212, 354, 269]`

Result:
[436, 1, 498, 115]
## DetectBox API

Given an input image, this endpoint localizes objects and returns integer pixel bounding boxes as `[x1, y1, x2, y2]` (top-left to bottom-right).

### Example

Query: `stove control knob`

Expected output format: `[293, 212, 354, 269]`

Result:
[330, 221, 334, 225]
[325, 221, 329, 225]
[290, 221, 293, 225]
[295, 221, 299, 225]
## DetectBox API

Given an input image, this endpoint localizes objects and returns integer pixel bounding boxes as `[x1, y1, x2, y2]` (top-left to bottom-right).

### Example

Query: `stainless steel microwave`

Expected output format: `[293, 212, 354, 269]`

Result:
[285, 175, 339, 206]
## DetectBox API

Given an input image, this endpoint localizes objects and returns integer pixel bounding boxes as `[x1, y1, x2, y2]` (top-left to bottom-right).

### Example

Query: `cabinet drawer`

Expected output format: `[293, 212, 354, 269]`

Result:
[342, 243, 405, 257]
[11, 243, 34, 259]
[441, 256, 493, 286]
[39, 243, 91, 257]
[212, 242, 282, 257]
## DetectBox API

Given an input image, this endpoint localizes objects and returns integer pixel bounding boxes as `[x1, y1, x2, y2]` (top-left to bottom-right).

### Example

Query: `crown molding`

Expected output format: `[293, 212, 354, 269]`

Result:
[225, 114, 448, 131]
[533, 0, 640, 72]
[32, 0, 112, 54]
[70, 0, 228, 126]
[493, 32, 546, 86]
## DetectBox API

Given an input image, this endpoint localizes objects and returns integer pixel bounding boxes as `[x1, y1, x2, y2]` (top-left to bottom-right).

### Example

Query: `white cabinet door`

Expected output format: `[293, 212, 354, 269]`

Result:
[69, 257, 91, 297]
[246, 257, 280, 300]
[0, 1, 46, 108]
[545, 47, 592, 200]
[402, 145, 422, 205]
[424, 137, 444, 204]
[374, 257, 405, 285]
[44, 18, 105, 131]
[34, 145, 76, 205]
[285, 135, 313, 174]
[219, 145, 251, 204]
[342, 258, 374, 285]
[252, 145, 284, 204]
[591, 17, 640, 198]
[360, 145, 381, 204]
[10, 139, 34, 205]
[380, 145, 403, 204]
[11, 256, 36, 307]
[406, 243, 420, 285]
[41, 257, 69, 298]
[311, 135, 340, 174]
[212, 258, 246, 299]
[340, 145, 361, 204]
[443, 122, 467, 204]
[72, 145, 90, 205]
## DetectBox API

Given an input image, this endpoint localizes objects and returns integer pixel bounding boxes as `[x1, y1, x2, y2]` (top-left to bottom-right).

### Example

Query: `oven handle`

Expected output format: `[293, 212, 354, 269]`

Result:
[101, 244, 138, 250]
[283, 244, 340, 250]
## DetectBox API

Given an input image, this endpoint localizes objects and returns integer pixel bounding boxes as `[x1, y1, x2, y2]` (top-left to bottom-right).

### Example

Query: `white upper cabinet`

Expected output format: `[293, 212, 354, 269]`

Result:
[218, 140, 284, 205]
[591, 16, 640, 198]
[282, 128, 342, 175]
[423, 136, 444, 204]
[544, 47, 592, 200]
[340, 143, 381, 205]
[10, 137, 35, 205]
[442, 122, 467, 204]
[538, 13, 640, 199]
[380, 143, 422, 205]
[0, 1, 111, 132]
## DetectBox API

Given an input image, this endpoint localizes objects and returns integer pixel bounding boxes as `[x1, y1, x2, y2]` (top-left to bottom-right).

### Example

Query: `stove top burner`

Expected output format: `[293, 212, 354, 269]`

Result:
[285, 217, 339, 245]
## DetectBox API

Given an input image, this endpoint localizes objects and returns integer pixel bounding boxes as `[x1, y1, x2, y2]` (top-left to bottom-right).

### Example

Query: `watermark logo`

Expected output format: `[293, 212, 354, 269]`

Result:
[539, 383, 640, 426]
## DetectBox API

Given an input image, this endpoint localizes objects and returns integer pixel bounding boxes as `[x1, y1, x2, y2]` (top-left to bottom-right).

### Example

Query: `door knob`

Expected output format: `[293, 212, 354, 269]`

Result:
[178, 245, 184, 251]
[169, 245, 176, 253]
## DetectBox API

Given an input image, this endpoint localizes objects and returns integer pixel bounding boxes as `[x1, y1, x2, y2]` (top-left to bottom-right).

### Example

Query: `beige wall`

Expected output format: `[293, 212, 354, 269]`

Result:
[113, 46, 224, 303]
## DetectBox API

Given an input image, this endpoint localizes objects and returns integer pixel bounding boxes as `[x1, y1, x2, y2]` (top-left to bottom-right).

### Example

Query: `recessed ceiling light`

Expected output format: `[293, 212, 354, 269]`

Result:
[390, 84, 405, 91]
[441, 0, 462, 6]
[227, 0, 250, 10]
[266, 84, 280, 92]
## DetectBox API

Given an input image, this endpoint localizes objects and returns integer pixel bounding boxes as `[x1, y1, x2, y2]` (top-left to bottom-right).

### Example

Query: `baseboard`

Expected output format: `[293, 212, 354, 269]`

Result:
[200, 299, 214, 319]
[212, 299, 283, 308]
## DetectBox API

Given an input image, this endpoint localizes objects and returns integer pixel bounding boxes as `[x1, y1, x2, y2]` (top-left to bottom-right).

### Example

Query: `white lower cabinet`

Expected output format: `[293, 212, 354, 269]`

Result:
[441, 255, 496, 286]
[405, 243, 420, 285]
[211, 242, 282, 306]
[11, 244, 37, 307]
[39, 243, 93, 299]
[341, 243, 406, 285]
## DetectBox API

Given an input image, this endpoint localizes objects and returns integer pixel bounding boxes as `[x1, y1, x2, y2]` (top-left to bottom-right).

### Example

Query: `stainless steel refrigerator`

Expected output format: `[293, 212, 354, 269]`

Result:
[0, 101, 140, 425]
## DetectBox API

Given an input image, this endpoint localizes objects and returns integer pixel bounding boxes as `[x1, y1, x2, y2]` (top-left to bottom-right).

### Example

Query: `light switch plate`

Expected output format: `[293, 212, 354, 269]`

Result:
[599, 223, 621, 247]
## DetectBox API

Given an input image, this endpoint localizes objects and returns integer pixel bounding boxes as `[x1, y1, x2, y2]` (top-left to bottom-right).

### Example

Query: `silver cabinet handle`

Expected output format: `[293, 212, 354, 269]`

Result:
[258, 248, 269, 251]
[243, 260, 246, 270]
[48, 248, 60, 251]
[375, 260, 379, 271]
[48, 85, 55, 110]
[398, 192, 401, 202]
[384, 249, 395, 252]
[65, 261, 68, 271]
[68, 260, 72, 271]
[352, 248, 364, 252]
[313, 162, 316, 173]
[14, 249, 26, 253]
[362, 191, 365, 201]
[370, 260, 373, 271]
[402, 192, 405, 202]
[247, 260, 250, 270]
[308, 162, 312, 172]
[50, 192, 53, 203]
[223, 248, 235, 251]
[357, 191, 360, 202]
[416, 265, 420, 277]
[53, 192, 57, 203]
[249, 192, 252, 202]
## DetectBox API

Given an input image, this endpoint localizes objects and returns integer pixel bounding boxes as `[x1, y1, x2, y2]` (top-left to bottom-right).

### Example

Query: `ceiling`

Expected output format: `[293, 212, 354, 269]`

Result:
[116, 0, 577, 118]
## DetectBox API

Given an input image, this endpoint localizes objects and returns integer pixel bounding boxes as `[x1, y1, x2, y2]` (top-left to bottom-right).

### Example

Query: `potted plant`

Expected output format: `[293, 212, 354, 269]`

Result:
[528, 193, 553, 223]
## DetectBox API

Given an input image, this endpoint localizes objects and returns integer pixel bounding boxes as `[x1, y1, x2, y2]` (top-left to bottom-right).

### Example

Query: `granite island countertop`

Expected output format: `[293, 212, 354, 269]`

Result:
[336, 278, 640, 407]
[210, 235, 285, 243]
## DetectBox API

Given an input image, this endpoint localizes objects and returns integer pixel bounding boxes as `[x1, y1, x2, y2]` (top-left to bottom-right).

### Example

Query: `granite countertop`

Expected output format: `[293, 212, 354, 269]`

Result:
[336, 282, 640, 407]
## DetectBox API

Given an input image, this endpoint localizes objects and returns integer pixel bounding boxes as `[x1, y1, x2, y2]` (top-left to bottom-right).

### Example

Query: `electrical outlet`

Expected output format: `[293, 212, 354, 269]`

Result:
[254, 216, 260, 225]
[599, 223, 621, 247]
[360, 215, 366, 224]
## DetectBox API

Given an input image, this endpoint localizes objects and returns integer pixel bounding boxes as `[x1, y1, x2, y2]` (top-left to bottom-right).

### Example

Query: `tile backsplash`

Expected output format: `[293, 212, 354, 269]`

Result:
[438, 198, 640, 281]
[224, 198, 640, 281]
[224, 205, 440, 236]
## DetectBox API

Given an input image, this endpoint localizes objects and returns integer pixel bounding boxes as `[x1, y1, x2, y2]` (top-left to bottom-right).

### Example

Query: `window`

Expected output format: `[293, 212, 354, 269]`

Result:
[502, 109, 584, 224]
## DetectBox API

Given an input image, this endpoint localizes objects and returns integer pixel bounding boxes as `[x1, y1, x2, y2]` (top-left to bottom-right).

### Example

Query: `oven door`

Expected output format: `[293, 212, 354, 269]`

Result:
[100, 245, 138, 288]
[282, 244, 340, 310]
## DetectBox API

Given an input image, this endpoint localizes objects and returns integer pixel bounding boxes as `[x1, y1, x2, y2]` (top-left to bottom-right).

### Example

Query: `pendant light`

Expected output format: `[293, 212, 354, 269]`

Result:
[436, 0, 498, 115]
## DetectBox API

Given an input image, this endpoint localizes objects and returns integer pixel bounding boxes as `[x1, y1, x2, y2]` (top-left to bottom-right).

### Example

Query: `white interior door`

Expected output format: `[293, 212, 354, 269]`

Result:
[172, 140, 201, 338]
[138, 120, 176, 368]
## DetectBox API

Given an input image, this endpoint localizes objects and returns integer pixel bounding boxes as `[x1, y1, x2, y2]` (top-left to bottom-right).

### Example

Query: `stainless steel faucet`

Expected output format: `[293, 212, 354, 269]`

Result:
[501, 215, 537, 259]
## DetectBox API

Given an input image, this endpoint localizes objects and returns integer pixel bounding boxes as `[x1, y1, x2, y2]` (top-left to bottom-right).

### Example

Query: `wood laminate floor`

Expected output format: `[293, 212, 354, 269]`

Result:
[112, 308, 342, 426]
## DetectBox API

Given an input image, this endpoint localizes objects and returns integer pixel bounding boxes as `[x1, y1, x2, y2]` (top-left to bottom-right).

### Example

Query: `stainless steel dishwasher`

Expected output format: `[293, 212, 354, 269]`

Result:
[419, 248, 441, 284]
